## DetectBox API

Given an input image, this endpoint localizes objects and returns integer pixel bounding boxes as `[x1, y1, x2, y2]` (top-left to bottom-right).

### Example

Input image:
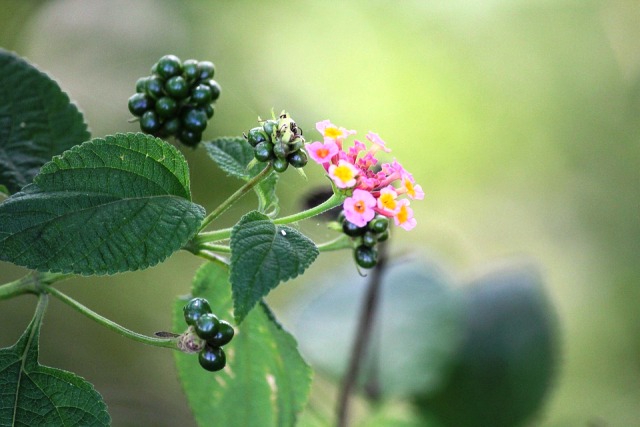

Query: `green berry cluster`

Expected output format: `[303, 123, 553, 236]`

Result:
[338, 212, 390, 269]
[183, 297, 235, 372]
[128, 55, 221, 147]
[244, 112, 308, 173]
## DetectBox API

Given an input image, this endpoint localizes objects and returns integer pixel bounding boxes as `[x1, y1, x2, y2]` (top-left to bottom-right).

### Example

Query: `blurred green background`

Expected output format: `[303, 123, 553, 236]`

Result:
[1, 0, 639, 425]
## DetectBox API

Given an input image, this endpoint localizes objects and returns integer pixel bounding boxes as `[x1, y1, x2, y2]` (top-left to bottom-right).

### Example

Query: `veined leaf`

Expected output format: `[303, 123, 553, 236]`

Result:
[230, 211, 318, 322]
[0, 294, 110, 426]
[0, 49, 90, 194]
[204, 137, 278, 214]
[0, 133, 205, 275]
[173, 261, 312, 427]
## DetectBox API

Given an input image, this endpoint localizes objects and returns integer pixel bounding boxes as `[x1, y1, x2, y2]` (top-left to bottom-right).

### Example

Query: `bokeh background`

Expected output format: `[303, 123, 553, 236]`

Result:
[1, 0, 639, 426]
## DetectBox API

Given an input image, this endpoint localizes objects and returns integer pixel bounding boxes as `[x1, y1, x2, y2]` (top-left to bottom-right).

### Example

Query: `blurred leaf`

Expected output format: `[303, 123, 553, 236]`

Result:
[0, 133, 204, 275]
[0, 295, 110, 426]
[230, 210, 318, 322]
[294, 259, 463, 398]
[414, 264, 558, 427]
[173, 261, 312, 427]
[0, 184, 7, 196]
[0, 48, 90, 194]
[204, 136, 279, 214]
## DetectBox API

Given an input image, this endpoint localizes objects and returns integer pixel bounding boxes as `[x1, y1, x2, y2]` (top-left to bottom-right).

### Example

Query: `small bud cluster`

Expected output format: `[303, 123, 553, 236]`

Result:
[337, 211, 389, 269]
[182, 297, 235, 372]
[244, 112, 308, 172]
[128, 55, 221, 147]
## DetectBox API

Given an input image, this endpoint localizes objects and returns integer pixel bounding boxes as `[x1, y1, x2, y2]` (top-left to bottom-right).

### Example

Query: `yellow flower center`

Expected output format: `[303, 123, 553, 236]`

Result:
[396, 204, 408, 224]
[379, 193, 397, 211]
[324, 127, 343, 139]
[334, 165, 355, 183]
[404, 179, 415, 198]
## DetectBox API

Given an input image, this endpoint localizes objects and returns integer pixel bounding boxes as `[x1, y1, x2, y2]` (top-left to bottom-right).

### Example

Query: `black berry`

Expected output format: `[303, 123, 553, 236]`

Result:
[354, 245, 378, 269]
[199, 345, 226, 372]
[183, 297, 212, 326]
[207, 320, 235, 347]
[195, 312, 220, 340]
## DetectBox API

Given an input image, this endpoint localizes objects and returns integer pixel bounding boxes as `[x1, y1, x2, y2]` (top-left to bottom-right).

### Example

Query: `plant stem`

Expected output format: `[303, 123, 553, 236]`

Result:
[273, 193, 344, 225]
[0, 272, 71, 301]
[316, 235, 351, 252]
[336, 242, 388, 427]
[198, 164, 273, 232]
[42, 284, 179, 350]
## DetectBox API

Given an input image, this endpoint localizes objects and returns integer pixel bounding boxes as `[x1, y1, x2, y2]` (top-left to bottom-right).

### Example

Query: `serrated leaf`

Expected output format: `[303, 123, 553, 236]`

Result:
[0, 133, 205, 275]
[230, 211, 318, 321]
[173, 261, 312, 427]
[0, 49, 90, 195]
[293, 259, 463, 398]
[0, 295, 110, 426]
[415, 264, 558, 427]
[204, 137, 279, 214]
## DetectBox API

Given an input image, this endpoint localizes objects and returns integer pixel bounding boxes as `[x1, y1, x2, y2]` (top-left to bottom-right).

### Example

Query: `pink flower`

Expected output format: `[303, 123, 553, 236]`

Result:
[306, 140, 339, 165]
[394, 199, 417, 231]
[343, 189, 377, 227]
[316, 120, 356, 145]
[377, 186, 400, 215]
[366, 131, 391, 153]
[328, 160, 359, 188]
[400, 176, 425, 200]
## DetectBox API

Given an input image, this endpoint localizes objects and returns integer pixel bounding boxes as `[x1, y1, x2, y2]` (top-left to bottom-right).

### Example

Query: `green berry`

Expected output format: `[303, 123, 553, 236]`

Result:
[287, 150, 308, 168]
[128, 93, 153, 116]
[145, 76, 165, 100]
[254, 141, 274, 162]
[273, 157, 289, 173]
[368, 216, 389, 234]
[354, 245, 378, 269]
[160, 117, 181, 136]
[263, 120, 278, 137]
[377, 229, 389, 242]
[182, 108, 208, 132]
[343, 220, 367, 237]
[199, 345, 226, 372]
[178, 129, 202, 147]
[135, 77, 148, 93]
[182, 59, 199, 80]
[247, 127, 268, 146]
[204, 79, 221, 101]
[165, 75, 189, 99]
[195, 312, 220, 340]
[273, 141, 289, 159]
[191, 84, 212, 105]
[155, 96, 178, 118]
[207, 320, 235, 347]
[197, 61, 215, 80]
[362, 231, 378, 248]
[155, 55, 182, 79]
[183, 297, 212, 326]
[205, 104, 215, 119]
[139, 110, 161, 133]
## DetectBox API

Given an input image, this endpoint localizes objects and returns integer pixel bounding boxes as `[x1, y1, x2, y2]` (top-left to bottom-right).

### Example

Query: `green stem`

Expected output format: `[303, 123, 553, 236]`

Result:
[193, 250, 230, 267]
[316, 235, 352, 252]
[198, 163, 273, 232]
[0, 272, 71, 301]
[197, 243, 231, 253]
[273, 193, 344, 225]
[42, 284, 179, 350]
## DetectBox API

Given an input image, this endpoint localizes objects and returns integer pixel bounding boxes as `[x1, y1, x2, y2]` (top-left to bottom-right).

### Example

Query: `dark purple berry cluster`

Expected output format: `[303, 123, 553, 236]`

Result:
[183, 297, 234, 372]
[128, 55, 221, 147]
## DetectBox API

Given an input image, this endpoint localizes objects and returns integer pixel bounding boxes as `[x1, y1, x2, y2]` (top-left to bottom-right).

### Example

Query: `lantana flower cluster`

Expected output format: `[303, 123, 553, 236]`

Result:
[307, 120, 423, 230]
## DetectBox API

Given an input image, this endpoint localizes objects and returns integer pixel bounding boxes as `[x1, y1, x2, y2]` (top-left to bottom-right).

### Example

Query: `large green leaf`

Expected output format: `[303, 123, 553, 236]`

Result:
[173, 261, 312, 427]
[230, 211, 319, 322]
[0, 294, 110, 426]
[0, 49, 90, 195]
[204, 137, 278, 214]
[293, 259, 463, 398]
[414, 264, 558, 427]
[0, 133, 205, 275]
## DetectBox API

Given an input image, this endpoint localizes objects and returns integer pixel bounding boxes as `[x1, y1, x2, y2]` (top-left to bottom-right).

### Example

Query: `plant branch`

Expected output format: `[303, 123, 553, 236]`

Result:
[273, 193, 344, 225]
[0, 272, 72, 301]
[198, 163, 273, 232]
[316, 235, 351, 252]
[42, 284, 179, 350]
[336, 242, 388, 427]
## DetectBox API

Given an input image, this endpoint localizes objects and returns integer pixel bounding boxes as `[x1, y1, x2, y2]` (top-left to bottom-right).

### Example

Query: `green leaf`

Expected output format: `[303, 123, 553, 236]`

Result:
[0, 133, 205, 275]
[0, 184, 7, 196]
[173, 261, 312, 427]
[204, 137, 279, 214]
[414, 264, 558, 427]
[292, 259, 463, 398]
[0, 49, 90, 195]
[230, 211, 319, 322]
[0, 295, 110, 426]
